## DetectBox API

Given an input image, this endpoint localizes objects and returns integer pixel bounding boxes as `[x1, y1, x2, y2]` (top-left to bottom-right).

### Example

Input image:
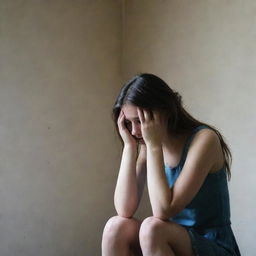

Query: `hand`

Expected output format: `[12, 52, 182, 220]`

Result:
[137, 108, 168, 148]
[117, 110, 137, 148]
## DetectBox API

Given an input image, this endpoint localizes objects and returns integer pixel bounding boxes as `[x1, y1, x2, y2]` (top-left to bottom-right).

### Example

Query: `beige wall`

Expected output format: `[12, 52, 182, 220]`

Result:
[123, 0, 256, 254]
[0, 1, 121, 255]
[1, 0, 255, 255]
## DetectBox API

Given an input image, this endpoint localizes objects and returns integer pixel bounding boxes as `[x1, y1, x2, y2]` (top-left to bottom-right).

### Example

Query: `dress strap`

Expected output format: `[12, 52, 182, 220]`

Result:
[179, 125, 210, 167]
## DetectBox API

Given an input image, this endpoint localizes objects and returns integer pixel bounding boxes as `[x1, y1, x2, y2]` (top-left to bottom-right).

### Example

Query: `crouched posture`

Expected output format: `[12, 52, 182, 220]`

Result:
[102, 74, 241, 256]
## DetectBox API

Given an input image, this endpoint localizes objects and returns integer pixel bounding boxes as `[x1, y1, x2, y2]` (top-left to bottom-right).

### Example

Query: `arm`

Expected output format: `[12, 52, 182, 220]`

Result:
[135, 144, 147, 206]
[114, 145, 137, 217]
[114, 144, 147, 218]
[114, 110, 147, 218]
[136, 106, 220, 220]
[146, 145, 172, 219]
[147, 129, 220, 220]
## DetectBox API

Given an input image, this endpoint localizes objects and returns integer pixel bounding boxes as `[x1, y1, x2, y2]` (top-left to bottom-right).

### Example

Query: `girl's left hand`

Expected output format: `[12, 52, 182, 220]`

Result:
[137, 107, 168, 148]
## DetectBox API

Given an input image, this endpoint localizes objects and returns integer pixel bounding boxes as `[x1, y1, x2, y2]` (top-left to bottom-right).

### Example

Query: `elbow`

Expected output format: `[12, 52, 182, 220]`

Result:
[114, 199, 138, 219]
[152, 204, 182, 221]
[116, 210, 134, 219]
[152, 213, 170, 221]
[152, 207, 171, 221]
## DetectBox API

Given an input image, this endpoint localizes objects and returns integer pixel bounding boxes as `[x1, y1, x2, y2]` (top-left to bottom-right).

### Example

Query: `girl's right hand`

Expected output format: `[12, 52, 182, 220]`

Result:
[117, 110, 137, 148]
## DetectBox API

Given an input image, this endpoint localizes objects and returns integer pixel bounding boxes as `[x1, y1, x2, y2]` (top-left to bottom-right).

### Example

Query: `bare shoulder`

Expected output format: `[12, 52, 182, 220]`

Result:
[189, 127, 224, 172]
[191, 127, 220, 146]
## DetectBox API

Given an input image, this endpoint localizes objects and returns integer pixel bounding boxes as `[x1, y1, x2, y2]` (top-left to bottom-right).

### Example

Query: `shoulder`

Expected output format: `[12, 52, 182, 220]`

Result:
[167, 127, 222, 217]
[191, 127, 220, 148]
[187, 127, 221, 164]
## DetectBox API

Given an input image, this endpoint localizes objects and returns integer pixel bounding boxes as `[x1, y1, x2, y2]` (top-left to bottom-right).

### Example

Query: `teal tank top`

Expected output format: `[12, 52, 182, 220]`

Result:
[164, 125, 231, 228]
[164, 125, 241, 255]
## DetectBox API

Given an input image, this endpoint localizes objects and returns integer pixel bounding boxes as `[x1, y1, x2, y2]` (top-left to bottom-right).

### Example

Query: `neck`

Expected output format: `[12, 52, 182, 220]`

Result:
[162, 132, 190, 161]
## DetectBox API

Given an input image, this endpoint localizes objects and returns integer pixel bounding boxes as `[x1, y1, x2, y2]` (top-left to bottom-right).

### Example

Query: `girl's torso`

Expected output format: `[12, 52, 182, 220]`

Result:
[163, 126, 224, 175]
[164, 125, 231, 228]
[163, 125, 240, 255]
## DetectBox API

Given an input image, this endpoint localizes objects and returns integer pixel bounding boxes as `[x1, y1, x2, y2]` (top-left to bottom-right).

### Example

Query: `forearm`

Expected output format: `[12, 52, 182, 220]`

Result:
[114, 145, 139, 217]
[147, 145, 172, 219]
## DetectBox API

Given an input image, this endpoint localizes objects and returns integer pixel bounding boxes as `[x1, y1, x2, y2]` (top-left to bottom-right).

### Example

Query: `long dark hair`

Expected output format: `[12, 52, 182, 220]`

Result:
[112, 73, 232, 180]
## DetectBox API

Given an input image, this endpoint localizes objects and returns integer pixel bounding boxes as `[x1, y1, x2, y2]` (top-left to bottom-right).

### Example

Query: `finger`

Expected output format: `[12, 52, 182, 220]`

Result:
[143, 109, 149, 121]
[153, 111, 160, 122]
[118, 109, 124, 117]
[137, 107, 145, 123]
[144, 109, 153, 121]
[117, 110, 123, 123]
[118, 111, 126, 128]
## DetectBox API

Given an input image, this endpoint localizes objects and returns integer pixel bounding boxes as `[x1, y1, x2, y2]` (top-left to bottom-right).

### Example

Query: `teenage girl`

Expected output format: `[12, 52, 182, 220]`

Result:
[101, 73, 241, 256]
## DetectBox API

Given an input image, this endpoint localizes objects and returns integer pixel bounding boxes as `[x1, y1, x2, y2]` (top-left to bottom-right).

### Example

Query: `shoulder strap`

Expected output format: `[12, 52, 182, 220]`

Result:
[179, 125, 209, 167]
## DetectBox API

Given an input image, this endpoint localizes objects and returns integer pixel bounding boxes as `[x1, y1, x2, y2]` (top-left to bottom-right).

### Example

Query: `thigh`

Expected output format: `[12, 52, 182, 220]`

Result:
[129, 218, 143, 256]
[140, 217, 195, 256]
[165, 220, 195, 256]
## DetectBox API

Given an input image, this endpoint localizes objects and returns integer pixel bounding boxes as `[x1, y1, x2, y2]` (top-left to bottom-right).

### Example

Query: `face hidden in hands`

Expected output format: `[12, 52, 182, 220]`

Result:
[121, 104, 145, 144]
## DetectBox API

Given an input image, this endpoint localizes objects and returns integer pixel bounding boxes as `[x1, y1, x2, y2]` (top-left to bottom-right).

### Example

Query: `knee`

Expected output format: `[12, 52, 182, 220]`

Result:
[139, 216, 169, 246]
[139, 217, 177, 248]
[103, 215, 140, 242]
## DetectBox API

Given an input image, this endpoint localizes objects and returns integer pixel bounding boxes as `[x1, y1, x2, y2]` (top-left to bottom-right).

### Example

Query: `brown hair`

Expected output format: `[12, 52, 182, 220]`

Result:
[112, 73, 232, 180]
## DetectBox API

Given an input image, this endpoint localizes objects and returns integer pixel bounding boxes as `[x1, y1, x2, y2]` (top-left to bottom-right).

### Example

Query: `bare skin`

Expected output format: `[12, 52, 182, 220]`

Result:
[102, 216, 143, 256]
[102, 104, 224, 256]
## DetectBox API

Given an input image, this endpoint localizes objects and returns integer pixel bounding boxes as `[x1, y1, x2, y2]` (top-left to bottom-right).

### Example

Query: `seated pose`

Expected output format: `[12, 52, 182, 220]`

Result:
[101, 73, 241, 256]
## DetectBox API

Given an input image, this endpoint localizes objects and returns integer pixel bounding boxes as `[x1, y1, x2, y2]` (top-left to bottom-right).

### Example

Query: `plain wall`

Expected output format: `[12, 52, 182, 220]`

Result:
[0, 1, 122, 255]
[1, 0, 255, 255]
[123, 0, 256, 254]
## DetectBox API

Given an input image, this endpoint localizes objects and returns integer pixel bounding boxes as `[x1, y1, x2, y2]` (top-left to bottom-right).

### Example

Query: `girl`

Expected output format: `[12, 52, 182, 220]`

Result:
[101, 73, 241, 256]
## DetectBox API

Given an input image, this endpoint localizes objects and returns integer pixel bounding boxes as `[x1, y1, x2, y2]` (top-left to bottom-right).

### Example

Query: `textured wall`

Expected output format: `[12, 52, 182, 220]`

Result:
[0, 1, 121, 255]
[123, 0, 256, 254]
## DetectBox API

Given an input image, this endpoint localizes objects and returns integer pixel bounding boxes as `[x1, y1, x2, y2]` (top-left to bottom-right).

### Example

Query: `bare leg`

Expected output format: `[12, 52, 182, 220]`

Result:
[101, 216, 142, 256]
[139, 217, 195, 256]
